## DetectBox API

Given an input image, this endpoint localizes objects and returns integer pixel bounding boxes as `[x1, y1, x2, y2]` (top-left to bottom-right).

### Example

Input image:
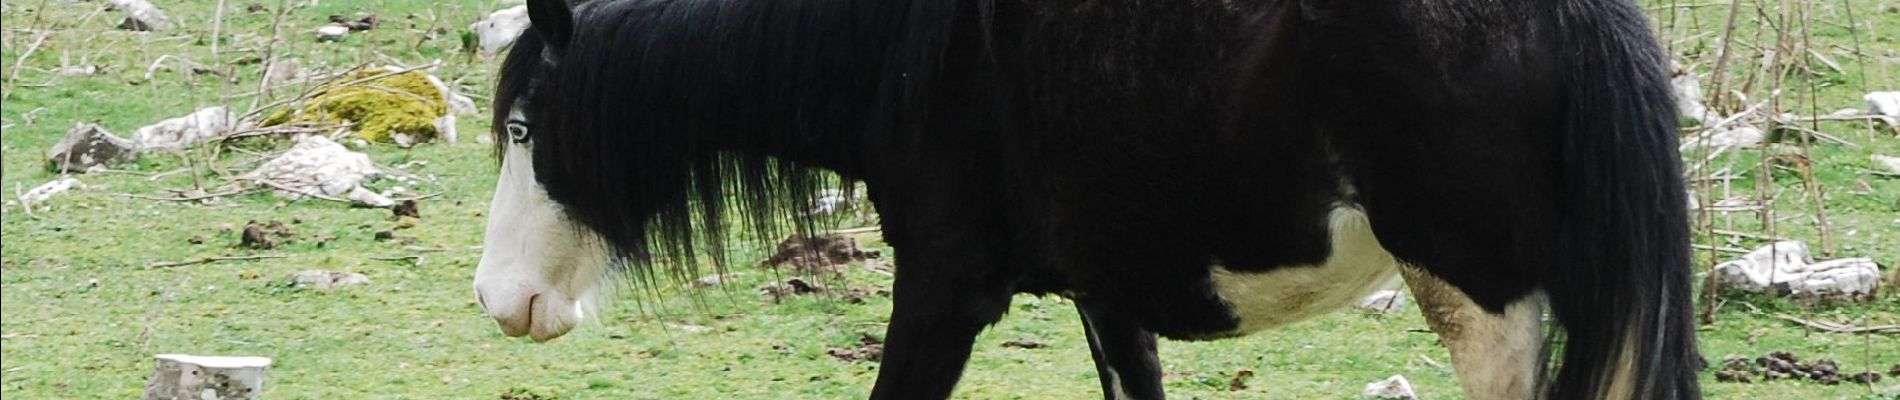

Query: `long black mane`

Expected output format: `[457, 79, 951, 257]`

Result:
[498, 0, 973, 279]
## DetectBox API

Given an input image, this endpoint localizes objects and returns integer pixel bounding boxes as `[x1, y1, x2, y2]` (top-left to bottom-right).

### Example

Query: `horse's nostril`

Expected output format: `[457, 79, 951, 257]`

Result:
[475, 289, 489, 311]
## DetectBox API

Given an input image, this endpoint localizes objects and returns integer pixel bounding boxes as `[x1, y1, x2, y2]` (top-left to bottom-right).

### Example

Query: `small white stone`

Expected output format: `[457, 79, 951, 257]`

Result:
[144, 354, 271, 400]
[469, 6, 530, 54]
[1679, 126, 1763, 152]
[107, 0, 174, 31]
[19, 177, 84, 208]
[291, 270, 369, 290]
[1872, 154, 1900, 176]
[314, 25, 349, 42]
[433, 115, 458, 143]
[1355, 289, 1406, 314]
[347, 186, 395, 208]
[688, 273, 739, 288]
[132, 106, 234, 153]
[1361, 375, 1417, 400]
[1865, 91, 1900, 117]
[666, 323, 712, 334]
[53, 64, 99, 77]
[1672, 73, 1715, 126]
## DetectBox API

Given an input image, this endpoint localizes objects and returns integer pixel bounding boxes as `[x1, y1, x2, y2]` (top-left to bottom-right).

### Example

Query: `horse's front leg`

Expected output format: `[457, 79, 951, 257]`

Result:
[1076, 300, 1165, 400]
[865, 210, 1017, 399]
[866, 246, 1014, 399]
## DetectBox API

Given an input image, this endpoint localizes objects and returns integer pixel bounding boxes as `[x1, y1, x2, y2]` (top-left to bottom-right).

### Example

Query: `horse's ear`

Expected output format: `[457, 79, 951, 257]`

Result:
[527, 0, 573, 50]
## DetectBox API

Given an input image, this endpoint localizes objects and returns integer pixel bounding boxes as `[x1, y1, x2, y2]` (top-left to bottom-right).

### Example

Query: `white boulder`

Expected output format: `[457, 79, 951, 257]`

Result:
[1713, 241, 1882, 299]
[132, 107, 234, 153]
[241, 136, 381, 200]
[143, 354, 270, 400]
[107, 0, 174, 31]
[470, 6, 530, 55]
[1865, 91, 1900, 117]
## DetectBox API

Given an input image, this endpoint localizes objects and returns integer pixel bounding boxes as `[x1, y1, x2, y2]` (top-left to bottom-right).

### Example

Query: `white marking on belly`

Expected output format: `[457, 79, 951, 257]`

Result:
[1210, 206, 1400, 334]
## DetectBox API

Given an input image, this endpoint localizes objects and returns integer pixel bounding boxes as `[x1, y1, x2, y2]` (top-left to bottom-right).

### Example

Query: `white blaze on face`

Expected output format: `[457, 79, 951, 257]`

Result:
[473, 142, 611, 342]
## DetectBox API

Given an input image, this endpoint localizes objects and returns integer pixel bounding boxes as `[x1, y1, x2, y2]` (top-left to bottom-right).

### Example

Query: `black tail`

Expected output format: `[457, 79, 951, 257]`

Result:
[1543, 0, 1701, 398]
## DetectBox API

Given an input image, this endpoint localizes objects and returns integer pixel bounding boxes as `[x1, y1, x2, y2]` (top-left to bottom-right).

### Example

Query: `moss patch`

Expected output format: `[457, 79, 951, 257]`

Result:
[263, 67, 447, 143]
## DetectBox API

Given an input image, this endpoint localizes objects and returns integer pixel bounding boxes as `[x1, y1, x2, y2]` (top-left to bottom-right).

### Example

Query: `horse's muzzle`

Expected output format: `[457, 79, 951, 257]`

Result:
[474, 279, 582, 342]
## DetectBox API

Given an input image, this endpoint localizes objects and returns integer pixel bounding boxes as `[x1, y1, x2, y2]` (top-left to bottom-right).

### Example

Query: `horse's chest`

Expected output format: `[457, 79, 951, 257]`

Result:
[1205, 206, 1400, 334]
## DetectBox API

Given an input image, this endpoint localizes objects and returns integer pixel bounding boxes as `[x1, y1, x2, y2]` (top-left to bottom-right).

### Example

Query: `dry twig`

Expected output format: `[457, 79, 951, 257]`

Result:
[1774, 314, 1900, 335]
[148, 255, 287, 269]
[113, 188, 256, 202]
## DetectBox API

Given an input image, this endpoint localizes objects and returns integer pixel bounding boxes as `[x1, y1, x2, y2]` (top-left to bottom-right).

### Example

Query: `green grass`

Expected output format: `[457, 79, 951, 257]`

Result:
[3, 0, 1897, 398]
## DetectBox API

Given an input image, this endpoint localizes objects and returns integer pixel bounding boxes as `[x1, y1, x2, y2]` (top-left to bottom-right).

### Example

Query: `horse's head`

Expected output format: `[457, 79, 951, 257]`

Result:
[474, 0, 861, 342]
[473, 0, 604, 342]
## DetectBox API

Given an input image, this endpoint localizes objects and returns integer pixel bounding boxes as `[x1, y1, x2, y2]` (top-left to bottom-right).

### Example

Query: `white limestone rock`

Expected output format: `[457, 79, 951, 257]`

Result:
[132, 107, 234, 153]
[47, 123, 138, 173]
[1713, 241, 1882, 299]
[1872, 154, 1900, 176]
[1679, 126, 1763, 152]
[1361, 375, 1417, 400]
[143, 354, 271, 400]
[315, 25, 350, 42]
[1865, 91, 1900, 117]
[470, 6, 530, 55]
[1673, 71, 1716, 126]
[1355, 289, 1406, 314]
[241, 136, 381, 200]
[18, 177, 85, 211]
[291, 270, 370, 290]
[108, 0, 174, 31]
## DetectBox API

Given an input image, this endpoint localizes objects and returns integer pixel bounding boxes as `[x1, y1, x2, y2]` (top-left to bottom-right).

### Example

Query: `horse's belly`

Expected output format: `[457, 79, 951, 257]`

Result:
[1209, 206, 1399, 334]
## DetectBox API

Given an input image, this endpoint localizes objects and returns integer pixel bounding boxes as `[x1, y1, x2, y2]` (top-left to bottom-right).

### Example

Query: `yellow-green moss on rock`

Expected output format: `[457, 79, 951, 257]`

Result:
[263, 67, 447, 143]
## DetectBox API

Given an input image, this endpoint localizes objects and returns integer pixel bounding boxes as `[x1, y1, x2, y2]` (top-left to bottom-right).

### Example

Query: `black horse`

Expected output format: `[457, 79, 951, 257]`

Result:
[471, 0, 1701, 398]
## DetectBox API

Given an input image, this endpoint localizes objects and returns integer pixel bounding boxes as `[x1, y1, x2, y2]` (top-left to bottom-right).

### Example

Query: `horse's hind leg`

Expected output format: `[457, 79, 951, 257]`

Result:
[1076, 301, 1165, 400]
[1400, 267, 1542, 399]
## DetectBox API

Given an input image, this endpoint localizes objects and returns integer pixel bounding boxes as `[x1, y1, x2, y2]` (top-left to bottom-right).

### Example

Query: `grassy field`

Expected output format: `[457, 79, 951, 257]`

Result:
[2, 0, 1896, 398]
